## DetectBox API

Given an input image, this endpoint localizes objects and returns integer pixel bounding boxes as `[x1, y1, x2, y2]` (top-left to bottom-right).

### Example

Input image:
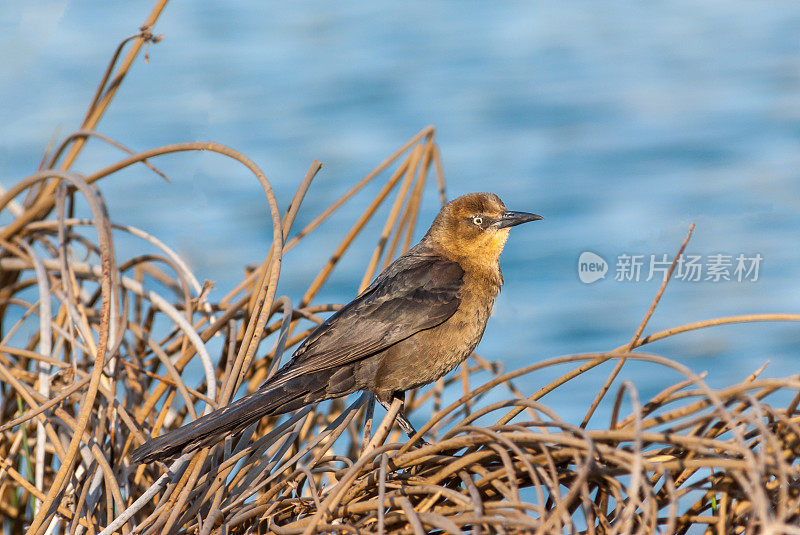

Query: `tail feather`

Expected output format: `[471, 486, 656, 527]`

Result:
[130, 383, 301, 465]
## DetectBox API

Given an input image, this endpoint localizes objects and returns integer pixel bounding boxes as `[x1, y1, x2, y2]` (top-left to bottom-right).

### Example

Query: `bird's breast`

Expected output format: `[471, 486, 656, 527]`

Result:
[368, 271, 500, 394]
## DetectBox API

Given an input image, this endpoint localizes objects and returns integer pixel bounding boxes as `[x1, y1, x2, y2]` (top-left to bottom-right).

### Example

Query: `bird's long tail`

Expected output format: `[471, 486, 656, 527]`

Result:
[130, 379, 312, 465]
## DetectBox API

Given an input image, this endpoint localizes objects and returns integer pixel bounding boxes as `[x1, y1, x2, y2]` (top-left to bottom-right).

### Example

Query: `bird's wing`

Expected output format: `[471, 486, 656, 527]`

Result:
[269, 249, 464, 386]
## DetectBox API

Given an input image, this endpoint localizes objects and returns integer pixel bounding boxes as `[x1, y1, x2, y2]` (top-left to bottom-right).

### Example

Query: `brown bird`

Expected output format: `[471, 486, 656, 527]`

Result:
[131, 192, 542, 464]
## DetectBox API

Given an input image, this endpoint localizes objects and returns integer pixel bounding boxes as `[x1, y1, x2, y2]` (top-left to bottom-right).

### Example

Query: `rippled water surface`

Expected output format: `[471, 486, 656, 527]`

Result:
[2, 1, 800, 424]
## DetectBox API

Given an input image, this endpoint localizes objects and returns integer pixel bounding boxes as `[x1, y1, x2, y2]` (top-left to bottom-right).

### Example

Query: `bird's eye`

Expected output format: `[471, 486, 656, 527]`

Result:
[472, 216, 483, 226]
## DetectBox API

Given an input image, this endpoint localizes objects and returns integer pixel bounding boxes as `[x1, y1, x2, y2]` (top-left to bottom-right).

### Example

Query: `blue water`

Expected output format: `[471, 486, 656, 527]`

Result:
[2, 1, 800, 426]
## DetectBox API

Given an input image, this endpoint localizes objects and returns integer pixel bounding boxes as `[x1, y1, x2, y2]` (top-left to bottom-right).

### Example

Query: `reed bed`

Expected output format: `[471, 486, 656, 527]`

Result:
[2, 4, 800, 534]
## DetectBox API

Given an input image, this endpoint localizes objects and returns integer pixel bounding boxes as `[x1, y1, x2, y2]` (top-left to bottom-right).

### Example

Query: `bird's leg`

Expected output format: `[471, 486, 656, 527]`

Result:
[377, 391, 428, 446]
[361, 394, 376, 455]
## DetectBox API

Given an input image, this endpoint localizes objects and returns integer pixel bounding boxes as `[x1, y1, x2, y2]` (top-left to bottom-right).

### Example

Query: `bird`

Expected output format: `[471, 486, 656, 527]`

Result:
[130, 192, 542, 464]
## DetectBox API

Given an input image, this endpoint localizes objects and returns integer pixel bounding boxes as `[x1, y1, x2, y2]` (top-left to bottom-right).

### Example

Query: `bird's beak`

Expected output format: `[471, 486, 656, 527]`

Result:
[494, 211, 544, 229]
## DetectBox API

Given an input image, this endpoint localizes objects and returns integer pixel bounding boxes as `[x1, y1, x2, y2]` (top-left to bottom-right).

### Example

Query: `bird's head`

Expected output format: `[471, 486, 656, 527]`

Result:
[426, 192, 543, 264]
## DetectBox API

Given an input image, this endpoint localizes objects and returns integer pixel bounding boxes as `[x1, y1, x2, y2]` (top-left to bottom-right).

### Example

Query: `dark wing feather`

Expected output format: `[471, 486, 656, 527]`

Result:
[268, 246, 464, 386]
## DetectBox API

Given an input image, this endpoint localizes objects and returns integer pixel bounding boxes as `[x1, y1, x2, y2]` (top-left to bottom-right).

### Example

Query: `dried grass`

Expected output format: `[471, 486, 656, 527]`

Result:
[2, 4, 800, 534]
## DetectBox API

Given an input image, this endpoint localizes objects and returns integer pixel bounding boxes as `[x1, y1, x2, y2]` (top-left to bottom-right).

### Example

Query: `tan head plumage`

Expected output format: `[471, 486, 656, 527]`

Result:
[425, 192, 542, 267]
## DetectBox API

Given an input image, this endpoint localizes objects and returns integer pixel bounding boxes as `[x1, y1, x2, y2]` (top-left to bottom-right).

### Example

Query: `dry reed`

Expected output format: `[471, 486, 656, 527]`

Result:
[2, 3, 800, 534]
